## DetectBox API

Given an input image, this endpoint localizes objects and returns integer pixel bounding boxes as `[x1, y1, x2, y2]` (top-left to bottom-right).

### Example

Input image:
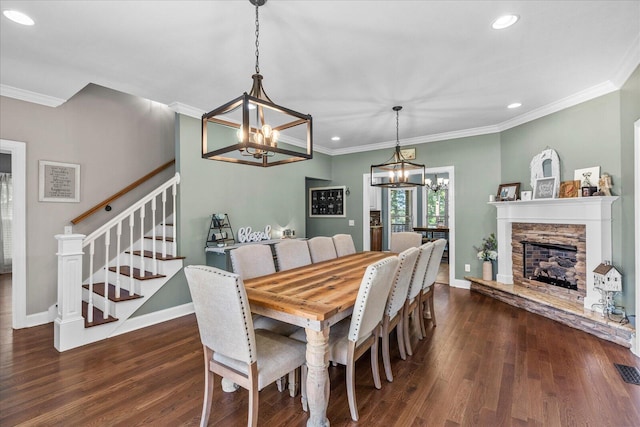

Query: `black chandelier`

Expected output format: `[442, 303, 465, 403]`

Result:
[201, 0, 313, 167]
[370, 106, 425, 188]
[426, 174, 449, 192]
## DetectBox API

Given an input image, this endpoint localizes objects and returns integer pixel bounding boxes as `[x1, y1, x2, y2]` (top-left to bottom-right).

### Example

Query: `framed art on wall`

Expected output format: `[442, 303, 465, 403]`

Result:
[38, 160, 80, 202]
[309, 186, 346, 217]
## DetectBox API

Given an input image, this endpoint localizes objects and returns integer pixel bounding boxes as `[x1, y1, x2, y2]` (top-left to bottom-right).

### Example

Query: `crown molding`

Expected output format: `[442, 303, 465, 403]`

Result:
[610, 33, 640, 88]
[167, 102, 205, 118]
[0, 84, 66, 107]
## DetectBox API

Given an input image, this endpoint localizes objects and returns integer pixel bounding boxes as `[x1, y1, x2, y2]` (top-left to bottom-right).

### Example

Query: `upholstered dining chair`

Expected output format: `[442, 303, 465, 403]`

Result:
[403, 242, 434, 356]
[419, 238, 447, 334]
[184, 265, 307, 427]
[307, 236, 338, 263]
[274, 240, 312, 271]
[292, 255, 399, 421]
[230, 244, 276, 280]
[332, 234, 356, 257]
[381, 247, 419, 382]
[390, 231, 422, 253]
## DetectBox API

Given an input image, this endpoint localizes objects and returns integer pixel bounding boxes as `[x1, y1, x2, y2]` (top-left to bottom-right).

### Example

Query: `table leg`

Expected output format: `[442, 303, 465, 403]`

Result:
[305, 327, 330, 427]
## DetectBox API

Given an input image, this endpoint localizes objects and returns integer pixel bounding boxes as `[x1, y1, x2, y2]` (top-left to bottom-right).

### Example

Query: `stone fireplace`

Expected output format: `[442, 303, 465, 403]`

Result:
[492, 196, 618, 311]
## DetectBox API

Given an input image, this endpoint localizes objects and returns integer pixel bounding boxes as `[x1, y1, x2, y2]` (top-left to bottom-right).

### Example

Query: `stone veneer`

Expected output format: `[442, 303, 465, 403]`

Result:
[512, 223, 586, 304]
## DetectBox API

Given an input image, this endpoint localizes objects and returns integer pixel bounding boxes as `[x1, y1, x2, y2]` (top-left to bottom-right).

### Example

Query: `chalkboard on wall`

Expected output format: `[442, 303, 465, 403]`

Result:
[309, 186, 346, 217]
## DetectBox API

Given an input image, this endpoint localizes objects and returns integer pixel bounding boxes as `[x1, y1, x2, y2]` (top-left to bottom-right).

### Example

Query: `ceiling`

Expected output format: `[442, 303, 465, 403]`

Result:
[1, 1, 639, 155]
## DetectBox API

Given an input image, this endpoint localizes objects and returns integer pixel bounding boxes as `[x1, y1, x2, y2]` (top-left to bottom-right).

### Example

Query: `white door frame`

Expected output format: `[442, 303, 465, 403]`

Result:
[0, 139, 27, 329]
[633, 119, 640, 357]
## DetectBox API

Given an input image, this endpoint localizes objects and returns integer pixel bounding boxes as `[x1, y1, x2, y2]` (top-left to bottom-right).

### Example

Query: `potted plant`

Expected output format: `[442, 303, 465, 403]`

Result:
[475, 233, 497, 281]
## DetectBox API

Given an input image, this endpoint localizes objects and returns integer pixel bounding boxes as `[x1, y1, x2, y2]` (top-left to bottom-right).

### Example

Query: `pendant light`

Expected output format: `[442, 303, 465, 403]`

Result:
[426, 174, 449, 192]
[201, 0, 313, 167]
[370, 106, 425, 187]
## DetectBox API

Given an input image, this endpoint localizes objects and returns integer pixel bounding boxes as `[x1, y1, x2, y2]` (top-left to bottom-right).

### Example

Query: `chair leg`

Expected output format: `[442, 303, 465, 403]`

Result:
[418, 294, 427, 339]
[346, 343, 359, 421]
[371, 329, 381, 390]
[403, 302, 414, 356]
[200, 347, 214, 427]
[288, 369, 298, 397]
[381, 319, 394, 382]
[429, 290, 437, 327]
[248, 364, 259, 427]
[276, 376, 285, 392]
[396, 308, 407, 361]
[301, 364, 308, 412]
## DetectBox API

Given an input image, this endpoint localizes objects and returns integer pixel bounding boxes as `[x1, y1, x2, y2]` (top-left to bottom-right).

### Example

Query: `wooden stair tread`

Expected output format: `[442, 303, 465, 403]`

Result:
[83, 283, 142, 302]
[82, 301, 118, 328]
[108, 266, 165, 280]
[126, 250, 185, 261]
[144, 236, 174, 242]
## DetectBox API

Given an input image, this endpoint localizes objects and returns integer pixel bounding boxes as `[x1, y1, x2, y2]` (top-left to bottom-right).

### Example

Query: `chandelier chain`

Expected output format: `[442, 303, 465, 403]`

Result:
[254, 3, 260, 74]
[396, 109, 400, 146]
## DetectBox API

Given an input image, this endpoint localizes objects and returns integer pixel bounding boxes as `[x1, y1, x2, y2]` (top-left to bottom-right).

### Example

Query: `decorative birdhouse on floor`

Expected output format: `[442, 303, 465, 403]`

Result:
[593, 261, 622, 292]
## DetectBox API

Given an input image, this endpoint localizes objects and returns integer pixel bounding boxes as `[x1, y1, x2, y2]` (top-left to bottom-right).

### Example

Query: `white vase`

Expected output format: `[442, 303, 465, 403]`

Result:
[482, 261, 493, 281]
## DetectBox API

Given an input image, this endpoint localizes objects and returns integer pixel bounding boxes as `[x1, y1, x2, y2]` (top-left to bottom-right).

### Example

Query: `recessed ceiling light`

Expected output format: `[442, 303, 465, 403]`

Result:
[3, 10, 35, 26]
[331, 136, 340, 141]
[492, 14, 519, 30]
[508, 102, 522, 109]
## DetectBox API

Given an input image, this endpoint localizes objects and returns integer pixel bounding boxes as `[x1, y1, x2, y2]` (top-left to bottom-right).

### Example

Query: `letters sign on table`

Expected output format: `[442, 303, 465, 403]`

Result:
[39, 160, 80, 202]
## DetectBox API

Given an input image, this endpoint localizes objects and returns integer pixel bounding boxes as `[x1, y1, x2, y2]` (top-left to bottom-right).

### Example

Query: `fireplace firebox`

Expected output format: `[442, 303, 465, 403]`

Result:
[522, 241, 578, 290]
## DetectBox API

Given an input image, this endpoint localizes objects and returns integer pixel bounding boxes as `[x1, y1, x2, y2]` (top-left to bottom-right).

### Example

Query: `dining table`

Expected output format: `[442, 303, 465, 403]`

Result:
[243, 251, 394, 427]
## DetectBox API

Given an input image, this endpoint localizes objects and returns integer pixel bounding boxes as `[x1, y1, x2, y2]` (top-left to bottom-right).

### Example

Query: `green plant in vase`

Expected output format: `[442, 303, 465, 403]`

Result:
[475, 233, 497, 280]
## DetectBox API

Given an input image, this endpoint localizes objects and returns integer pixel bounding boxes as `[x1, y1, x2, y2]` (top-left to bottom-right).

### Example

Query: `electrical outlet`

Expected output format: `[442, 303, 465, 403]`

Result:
[348, 220, 355, 226]
[464, 264, 471, 272]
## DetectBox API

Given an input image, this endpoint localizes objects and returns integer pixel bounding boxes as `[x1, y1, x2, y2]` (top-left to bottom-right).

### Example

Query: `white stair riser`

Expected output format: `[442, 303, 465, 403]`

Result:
[116, 254, 182, 276]
[141, 238, 176, 255]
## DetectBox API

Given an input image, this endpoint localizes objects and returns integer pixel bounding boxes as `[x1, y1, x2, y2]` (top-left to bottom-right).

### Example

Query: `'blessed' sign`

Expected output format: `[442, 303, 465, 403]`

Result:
[237, 225, 272, 243]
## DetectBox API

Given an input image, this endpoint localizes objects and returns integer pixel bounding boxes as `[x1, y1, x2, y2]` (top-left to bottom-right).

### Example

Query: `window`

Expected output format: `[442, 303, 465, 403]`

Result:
[426, 188, 448, 227]
[390, 189, 413, 232]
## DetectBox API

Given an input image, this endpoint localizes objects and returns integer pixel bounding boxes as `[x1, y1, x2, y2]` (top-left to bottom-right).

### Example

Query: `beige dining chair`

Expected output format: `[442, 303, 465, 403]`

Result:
[390, 231, 422, 253]
[275, 240, 312, 271]
[184, 265, 307, 427]
[419, 238, 447, 335]
[332, 234, 356, 257]
[381, 247, 419, 382]
[307, 236, 338, 263]
[293, 255, 399, 421]
[403, 242, 434, 356]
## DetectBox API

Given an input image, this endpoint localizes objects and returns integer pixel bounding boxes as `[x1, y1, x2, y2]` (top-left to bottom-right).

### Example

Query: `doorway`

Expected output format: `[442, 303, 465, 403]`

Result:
[387, 187, 417, 244]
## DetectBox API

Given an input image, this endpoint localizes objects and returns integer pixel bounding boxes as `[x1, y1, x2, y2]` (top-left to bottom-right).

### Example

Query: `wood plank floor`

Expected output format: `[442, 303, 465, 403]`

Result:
[1, 272, 639, 426]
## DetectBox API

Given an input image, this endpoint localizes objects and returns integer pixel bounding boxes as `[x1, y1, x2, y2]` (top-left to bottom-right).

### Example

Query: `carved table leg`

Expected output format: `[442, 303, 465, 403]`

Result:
[305, 327, 330, 427]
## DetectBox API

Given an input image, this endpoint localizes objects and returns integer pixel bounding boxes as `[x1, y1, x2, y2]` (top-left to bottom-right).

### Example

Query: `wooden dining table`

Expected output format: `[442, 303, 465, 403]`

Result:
[243, 251, 394, 427]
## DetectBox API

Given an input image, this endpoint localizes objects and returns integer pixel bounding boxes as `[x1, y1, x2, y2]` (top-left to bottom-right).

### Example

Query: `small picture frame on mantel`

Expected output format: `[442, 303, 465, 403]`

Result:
[533, 177, 557, 199]
[496, 182, 520, 201]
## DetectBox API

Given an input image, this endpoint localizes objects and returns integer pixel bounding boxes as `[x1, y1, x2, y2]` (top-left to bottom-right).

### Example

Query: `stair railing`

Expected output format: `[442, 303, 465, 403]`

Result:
[57, 172, 180, 326]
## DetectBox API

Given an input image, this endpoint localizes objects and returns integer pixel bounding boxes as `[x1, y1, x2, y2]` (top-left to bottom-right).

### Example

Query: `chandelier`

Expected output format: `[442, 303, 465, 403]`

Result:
[201, 0, 313, 167]
[426, 174, 449, 192]
[370, 106, 425, 188]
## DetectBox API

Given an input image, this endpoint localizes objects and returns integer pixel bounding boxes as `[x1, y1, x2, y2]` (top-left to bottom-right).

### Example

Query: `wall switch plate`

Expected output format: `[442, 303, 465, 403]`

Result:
[348, 220, 355, 226]
[465, 264, 471, 272]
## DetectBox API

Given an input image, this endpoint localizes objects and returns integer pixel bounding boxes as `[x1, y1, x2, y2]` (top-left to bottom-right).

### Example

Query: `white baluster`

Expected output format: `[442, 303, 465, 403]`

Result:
[172, 182, 177, 257]
[115, 222, 122, 299]
[103, 229, 111, 319]
[129, 212, 135, 295]
[151, 197, 157, 275]
[162, 189, 167, 258]
[139, 206, 145, 278]
[88, 241, 95, 323]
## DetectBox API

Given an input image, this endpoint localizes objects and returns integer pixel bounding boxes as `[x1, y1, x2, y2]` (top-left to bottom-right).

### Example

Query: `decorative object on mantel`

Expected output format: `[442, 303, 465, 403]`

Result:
[201, 0, 313, 167]
[520, 191, 532, 201]
[475, 233, 497, 280]
[559, 180, 580, 198]
[529, 148, 560, 194]
[597, 173, 613, 196]
[591, 261, 627, 324]
[370, 106, 425, 188]
[496, 182, 520, 201]
[533, 177, 557, 199]
[574, 166, 600, 197]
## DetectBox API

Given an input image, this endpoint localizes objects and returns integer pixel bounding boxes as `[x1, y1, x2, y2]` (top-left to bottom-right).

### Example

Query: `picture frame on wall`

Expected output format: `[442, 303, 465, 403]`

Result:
[533, 177, 557, 199]
[38, 160, 80, 203]
[309, 186, 346, 217]
[496, 182, 520, 201]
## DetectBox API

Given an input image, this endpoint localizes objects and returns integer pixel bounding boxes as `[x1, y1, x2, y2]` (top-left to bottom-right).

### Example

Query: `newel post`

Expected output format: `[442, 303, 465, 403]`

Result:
[54, 233, 86, 352]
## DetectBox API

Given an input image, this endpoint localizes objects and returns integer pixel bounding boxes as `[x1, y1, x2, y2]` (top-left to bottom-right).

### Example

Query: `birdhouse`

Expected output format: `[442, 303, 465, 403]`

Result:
[593, 261, 622, 292]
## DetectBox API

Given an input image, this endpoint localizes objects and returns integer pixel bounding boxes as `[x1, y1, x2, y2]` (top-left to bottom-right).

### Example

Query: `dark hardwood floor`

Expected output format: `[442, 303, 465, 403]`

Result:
[1, 272, 639, 426]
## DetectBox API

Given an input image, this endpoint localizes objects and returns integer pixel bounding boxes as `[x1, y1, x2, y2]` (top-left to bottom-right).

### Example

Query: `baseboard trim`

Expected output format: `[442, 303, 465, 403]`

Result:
[112, 303, 195, 337]
[24, 309, 56, 328]
[451, 278, 471, 289]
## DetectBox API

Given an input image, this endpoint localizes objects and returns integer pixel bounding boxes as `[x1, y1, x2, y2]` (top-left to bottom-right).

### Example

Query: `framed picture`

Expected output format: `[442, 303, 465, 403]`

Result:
[574, 166, 600, 190]
[400, 148, 416, 160]
[521, 191, 532, 201]
[496, 182, 520, 201]
[38, 160, 80, 202]
[533, 177, 557, 199]
[559, 180, 580, 198]
[309, 186, 346, 217]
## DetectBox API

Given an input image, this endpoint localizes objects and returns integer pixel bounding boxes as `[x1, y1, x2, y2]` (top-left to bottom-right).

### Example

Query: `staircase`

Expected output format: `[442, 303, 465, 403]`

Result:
[55, 173, 183, 351]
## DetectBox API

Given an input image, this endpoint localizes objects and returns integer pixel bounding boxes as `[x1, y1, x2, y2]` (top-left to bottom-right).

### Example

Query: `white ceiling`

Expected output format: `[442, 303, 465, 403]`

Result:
[1, 1, 639, 155]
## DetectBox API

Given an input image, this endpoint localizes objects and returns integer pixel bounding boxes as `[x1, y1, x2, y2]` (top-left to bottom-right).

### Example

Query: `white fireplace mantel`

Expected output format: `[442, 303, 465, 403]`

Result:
[491, 196, 619, 310]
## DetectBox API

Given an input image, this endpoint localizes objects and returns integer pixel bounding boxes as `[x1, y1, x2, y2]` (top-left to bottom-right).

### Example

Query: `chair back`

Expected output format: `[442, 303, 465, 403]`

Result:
[333, 234, 356, 257]
[390, 232, 422, 253]
[385, 247, 419, 318]
[275, 239, 312, 271]
[308, 236, 338, 263]
[184, 265, 256, 364]
[407, 242, 434, 301]
[230, 244, 276, 280]
[423, 238, 446, 290]
[348, 256, 399, 343]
